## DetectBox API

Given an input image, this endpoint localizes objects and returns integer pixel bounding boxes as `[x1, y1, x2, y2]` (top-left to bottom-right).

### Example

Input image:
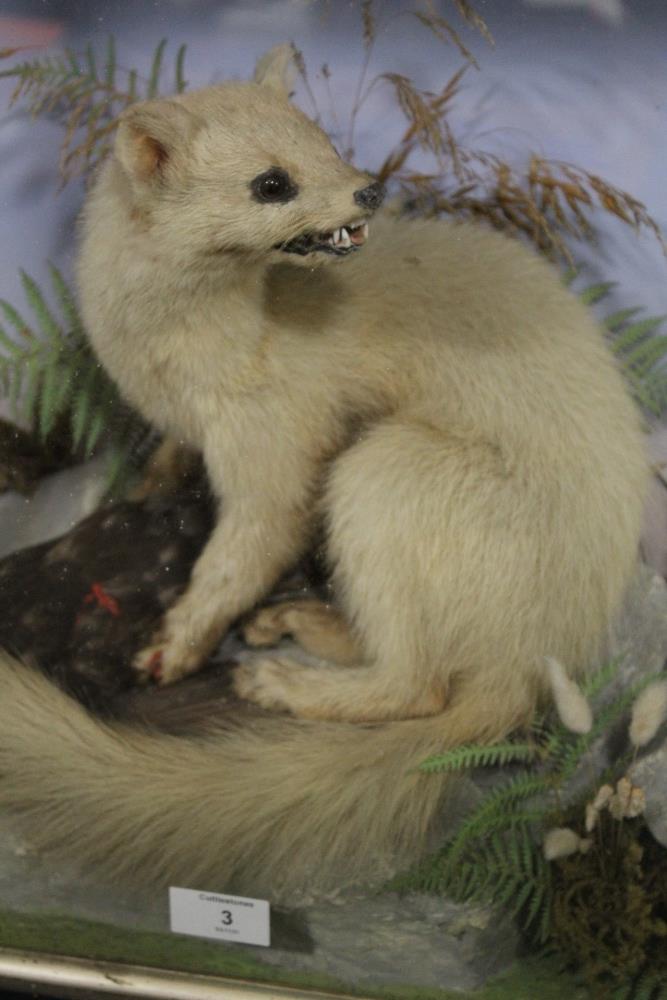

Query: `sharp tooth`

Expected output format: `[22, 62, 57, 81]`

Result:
[333, 228, 341, 245]
[361, 223, 369, 239]
[339, 228, 352, 248]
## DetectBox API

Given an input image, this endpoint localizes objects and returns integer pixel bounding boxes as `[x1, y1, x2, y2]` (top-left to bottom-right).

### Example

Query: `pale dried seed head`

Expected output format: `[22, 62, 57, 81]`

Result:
[627, 787, 646, 819]
[608, 777, 642, 821]
[592, 784, 614, 811]
[616, 777, 633, 807]
[608, 793, 625, 821]
[629, 679, 667, 748]
[585, 803, 599, 833]
[545, 657, 593, 734]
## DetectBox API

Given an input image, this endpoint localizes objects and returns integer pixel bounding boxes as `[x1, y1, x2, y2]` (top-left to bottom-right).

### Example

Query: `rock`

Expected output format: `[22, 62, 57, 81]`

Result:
[608, 565, 667, 696]
[0, 454, 108, 560]
[619, 568, 667, 847]
[0, 475, 664, 993]
[630, 743, 667, 847]
[559, 566, 667, 806]
[0, 472, 215, 707]
[0, 806, 519, 993]
[253, 892, 519, 991]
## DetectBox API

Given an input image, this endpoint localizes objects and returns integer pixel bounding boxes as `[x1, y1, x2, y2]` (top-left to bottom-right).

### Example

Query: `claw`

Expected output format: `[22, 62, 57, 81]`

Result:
[148, 650, 163, 681]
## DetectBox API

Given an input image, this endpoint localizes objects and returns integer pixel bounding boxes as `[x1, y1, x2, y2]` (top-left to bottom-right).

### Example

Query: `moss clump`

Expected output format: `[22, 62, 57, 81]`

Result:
[550, 813, 667, 997]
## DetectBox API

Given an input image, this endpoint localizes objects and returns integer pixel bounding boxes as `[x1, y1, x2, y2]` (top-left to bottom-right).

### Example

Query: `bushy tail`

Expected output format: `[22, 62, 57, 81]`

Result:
[0, 653, 531, 899]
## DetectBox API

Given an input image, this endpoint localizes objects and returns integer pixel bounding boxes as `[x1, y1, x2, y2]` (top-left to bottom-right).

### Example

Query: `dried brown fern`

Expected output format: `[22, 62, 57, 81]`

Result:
[0, 39, 187, 185]
[373, 71, 665, 262]
[413, 0, 492, 69]
[341, 0, 491, 158]
[0, 1, 663, 263]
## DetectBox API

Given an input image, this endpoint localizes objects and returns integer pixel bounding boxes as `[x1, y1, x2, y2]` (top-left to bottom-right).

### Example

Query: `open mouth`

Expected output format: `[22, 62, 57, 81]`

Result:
[276, 220, 369, 257]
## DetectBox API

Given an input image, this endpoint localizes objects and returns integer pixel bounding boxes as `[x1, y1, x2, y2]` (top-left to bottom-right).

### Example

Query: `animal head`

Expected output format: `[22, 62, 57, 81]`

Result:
[113, 44, 384, 268]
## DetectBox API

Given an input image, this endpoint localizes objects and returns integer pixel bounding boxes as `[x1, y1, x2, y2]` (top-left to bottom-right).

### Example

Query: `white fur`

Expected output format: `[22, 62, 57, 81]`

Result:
[0, 48, 648, 897]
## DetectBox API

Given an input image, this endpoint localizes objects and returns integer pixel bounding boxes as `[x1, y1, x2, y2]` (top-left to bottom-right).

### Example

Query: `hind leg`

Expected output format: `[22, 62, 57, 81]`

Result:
[234, 420, 512, 722]
[234, 417, 630, 726]
[234, 655, 445, 720]
[243, 600, 363, 666]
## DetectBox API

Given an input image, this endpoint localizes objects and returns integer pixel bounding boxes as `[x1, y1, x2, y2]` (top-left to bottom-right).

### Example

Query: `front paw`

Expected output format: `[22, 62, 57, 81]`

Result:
[133, 643, 166, 683]
[133, 632, 209, 686]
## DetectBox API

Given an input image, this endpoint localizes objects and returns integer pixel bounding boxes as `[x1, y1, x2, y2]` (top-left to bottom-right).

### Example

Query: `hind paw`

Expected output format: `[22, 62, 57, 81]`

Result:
[233, 657, 305, 712]
[242, 605, 291, 647]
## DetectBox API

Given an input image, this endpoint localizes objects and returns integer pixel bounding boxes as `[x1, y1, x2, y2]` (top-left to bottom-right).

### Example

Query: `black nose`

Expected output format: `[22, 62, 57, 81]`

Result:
[353, 181, 385, 211]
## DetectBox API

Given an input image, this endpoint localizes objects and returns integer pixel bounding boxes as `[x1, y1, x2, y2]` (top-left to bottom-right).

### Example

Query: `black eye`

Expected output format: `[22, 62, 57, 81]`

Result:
[250, 167, 298, 204]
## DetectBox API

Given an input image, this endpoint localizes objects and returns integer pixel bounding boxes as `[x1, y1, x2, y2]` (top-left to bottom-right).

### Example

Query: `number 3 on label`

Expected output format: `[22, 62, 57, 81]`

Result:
[220, 910, 233, 926]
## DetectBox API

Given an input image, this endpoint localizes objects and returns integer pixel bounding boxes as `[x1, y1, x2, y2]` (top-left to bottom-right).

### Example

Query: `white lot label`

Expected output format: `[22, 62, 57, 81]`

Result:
[169, 887, 270, 947]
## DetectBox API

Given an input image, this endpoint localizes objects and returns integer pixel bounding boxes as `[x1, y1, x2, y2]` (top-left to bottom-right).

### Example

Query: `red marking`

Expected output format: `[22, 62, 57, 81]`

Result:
[148, 650, 163, 680]
[82, 582, 121, 617]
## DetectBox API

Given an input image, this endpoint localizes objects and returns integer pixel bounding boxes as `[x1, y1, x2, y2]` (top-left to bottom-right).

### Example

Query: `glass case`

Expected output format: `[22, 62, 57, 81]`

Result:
[0, 3, 665, 998]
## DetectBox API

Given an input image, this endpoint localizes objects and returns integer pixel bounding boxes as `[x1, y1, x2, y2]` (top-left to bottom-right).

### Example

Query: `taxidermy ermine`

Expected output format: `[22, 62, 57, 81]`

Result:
[0, 45, 648, 897]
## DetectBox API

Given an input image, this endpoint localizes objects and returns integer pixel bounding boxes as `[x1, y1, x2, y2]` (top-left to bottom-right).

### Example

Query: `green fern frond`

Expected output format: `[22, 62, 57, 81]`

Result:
[420, 740, 539, 773]
[0, 267, 149, 493]
[401, 816, 554, 941]
[39, 362, 67, 438]
[175, 43, 188, 93]
[604, 307, 640, 332]
[580, 655, 623, 698]
[20, 268, 61, 344]
[22, 353, 43, 424]
[48, 263, 81, 331]
[8, 364, 23, 415]
[609, 315, 665, 354]
[128, 68, 138, 102]
[638, 370, 667, 416]
[0, 298, 30, 338]
[443, 774, 553, 861]
[400, 653, 661, 954]
[395, 773, 551, 901]
[579, 280, 616, 305]
[573, 276, 667, 418]
[70, 365, 97, 450]
[84, 402, 106, 456]
[104, 35, 116, 89]
[554, 667, 666, 780]
[613, 970, 667, 1000]
[84, 42, 97, 80]
[103, 436, 138, 496]
[148, 38, 167, 99]
[623, 333, 667, 377]
[0, 323, 24, 358]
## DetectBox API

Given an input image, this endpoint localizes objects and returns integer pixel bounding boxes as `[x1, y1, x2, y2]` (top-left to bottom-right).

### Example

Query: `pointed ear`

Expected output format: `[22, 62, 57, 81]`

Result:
[253, 43, 297, 97]
[115, 100, 200, 184]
